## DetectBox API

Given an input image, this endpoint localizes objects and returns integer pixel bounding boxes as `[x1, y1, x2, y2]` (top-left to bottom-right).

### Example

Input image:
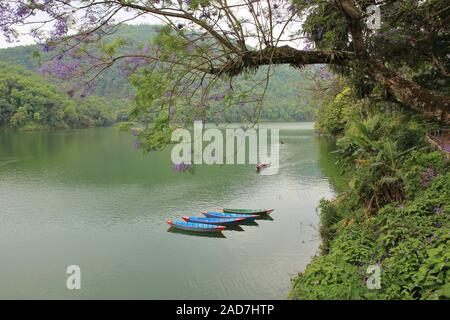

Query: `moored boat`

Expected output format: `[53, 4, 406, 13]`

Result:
[221, 208, 274, 215]
[202, 211, 259, 220]
[256, 163, 271, 172]
[182, 216, 245, 225]
[167, 220, 225, 232]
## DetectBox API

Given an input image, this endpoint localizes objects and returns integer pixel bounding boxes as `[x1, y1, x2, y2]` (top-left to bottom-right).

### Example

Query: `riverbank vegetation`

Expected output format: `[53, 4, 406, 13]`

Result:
[290, 86, 449, 299]
[0, 63, 127, 130]
[1, 0, 449, 300]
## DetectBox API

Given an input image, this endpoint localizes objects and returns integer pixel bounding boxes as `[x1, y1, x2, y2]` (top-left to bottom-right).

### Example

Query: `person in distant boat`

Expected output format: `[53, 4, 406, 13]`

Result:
[256, 163, 271, 172]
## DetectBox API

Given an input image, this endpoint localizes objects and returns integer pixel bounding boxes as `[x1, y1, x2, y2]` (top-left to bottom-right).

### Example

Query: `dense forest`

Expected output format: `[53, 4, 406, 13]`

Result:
[290, 84, 449, 299]
[0, 63, 127, 130]
[0, 24, 320, 130]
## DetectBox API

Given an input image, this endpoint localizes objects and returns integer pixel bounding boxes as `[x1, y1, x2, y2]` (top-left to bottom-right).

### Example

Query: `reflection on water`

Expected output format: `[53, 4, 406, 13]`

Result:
[0, 123, 340, 299]
[167, 228, 228, 239]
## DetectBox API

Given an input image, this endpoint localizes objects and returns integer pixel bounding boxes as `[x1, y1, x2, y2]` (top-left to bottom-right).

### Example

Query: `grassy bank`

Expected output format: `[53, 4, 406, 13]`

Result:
[290, 88, 450, 300]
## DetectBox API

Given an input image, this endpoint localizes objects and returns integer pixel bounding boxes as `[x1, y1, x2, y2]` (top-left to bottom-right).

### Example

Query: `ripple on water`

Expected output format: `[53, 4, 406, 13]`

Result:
[0, 124, 340, 299]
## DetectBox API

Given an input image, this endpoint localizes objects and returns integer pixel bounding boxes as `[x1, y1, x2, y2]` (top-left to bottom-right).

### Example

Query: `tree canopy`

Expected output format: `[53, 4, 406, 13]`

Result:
[0, 24, 325, 126]
[1, 1, 448, 141]
[0, 63, 121, 130]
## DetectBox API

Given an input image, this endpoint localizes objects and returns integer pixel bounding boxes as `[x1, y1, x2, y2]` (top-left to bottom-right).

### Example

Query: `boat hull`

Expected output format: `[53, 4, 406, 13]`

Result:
[182, 216, 245, 225]
[202, 212, 259, 220]
[221, 208, 274, 215]
[167, 220, 225, 232]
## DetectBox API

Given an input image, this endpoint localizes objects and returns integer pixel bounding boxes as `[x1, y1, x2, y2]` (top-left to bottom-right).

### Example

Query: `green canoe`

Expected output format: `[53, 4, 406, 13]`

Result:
[221, 208, 274, 215]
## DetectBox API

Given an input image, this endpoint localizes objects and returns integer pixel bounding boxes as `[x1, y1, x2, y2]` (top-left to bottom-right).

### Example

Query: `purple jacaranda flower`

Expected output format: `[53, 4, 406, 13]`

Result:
[39, 59, 80, 80]
[172, 162, 192, 172]
[118, 55, 148, 77]
[185, 43, 196, 53]
[130, 128, 141, 136]
[51, 17, 69, 38]
[317, 26, 324, 40]
[420, 167, 437, 187]
[318, 65, 331, 80]
[303, 39, 313, 50]
[79, 83, 96, 98]
[433, 222, 442, 228]
[16, 4, 31, 18]
[133, 140, 141, 149]
[41, 42, 56, 52]
[206, 93, 225, 101]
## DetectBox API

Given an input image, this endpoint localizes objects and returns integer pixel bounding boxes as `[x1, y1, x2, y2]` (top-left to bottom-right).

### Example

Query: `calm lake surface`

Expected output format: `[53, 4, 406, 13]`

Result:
[0, 122, 339, 299]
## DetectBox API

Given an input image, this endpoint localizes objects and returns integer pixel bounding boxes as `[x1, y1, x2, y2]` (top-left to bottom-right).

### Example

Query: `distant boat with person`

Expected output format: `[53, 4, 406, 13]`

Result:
[256, 163, 271, 172]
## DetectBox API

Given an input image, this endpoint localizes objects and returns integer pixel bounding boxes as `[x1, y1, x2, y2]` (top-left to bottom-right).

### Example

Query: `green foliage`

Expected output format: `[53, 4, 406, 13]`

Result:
[291, 173, 450, 300]
[0, 63, 70, 130]
[301, 1, 349, 51]
[315, 87, 355, 135]
[291, 87, 450, 300]
[317, 88, 429, 213]
[0, 63, 123, 130]
[301, 0, 450, 99]
[0, 25, 323, 124]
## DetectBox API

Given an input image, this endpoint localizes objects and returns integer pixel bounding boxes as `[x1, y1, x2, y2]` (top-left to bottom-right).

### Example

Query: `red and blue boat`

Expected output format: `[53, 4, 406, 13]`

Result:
[202, 211, 259, 220]
[167, 220, 225, 233]
[182, 216, 245, 225]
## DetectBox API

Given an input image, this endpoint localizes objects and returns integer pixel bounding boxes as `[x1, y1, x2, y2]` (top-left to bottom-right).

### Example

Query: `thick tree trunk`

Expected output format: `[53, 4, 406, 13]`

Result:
[210, 46, 356, 76]
[334, 0, 450, 123]
[367, 61, 450, 123]
[219, 46, 450, 124]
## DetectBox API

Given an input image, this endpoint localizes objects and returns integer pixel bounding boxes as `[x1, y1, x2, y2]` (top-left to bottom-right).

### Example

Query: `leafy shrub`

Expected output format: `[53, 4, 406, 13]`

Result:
[292, 87, 449, 300]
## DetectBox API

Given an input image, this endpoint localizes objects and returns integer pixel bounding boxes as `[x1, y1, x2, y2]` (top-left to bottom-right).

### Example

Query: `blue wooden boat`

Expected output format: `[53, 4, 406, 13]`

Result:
[182, 216, 245, 225]
[167, 220, 225, 232]
[202, 211, 259, 220]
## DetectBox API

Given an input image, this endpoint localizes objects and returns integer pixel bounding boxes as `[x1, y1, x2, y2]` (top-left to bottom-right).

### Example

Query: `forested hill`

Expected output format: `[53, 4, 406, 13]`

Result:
[0, 24, 319, 125]
[0, 63, 127, 130]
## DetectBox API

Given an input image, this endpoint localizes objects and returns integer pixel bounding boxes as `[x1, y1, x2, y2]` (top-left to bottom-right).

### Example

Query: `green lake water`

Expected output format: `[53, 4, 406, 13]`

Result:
[0, 122, 339, 299]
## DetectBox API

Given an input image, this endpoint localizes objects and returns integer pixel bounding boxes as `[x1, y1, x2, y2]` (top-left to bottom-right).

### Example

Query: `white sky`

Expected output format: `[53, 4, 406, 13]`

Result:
[0, 2, 305, 49]
[0, 9, 162, 48]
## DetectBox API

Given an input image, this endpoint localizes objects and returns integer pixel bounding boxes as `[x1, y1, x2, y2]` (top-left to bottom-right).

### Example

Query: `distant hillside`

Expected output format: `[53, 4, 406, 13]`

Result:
[0, 63, 127, 130]
[0, 24, 318, 122]
[0, 24, 158, 99]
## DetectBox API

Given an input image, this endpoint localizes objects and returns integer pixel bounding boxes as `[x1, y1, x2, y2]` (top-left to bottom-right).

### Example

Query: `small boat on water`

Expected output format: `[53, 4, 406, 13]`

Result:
[202, 211, 259, 220]
[221, 208, 274, 215]
[182, 216, 245, 225]
[256, 163, 271, 172]
[167, 220, 225, 233]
